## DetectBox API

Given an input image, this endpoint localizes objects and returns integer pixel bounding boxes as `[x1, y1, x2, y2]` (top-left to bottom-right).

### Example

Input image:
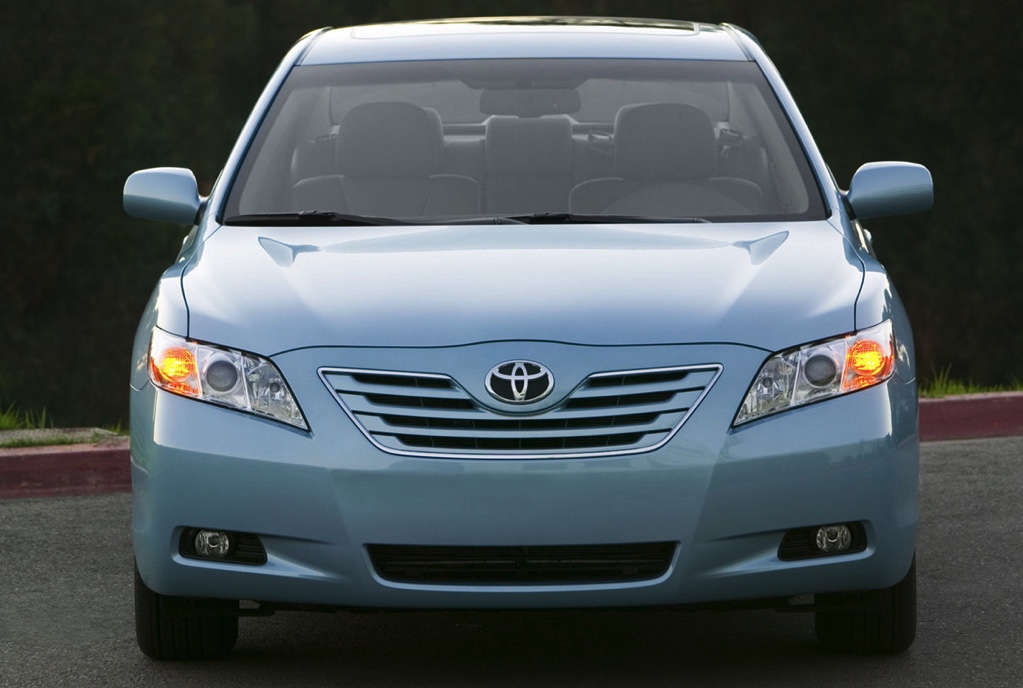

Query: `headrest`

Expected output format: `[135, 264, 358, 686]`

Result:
[613, 103, 716, 180]
[485, 116, 573, 176]
[337, 102, 444, 177]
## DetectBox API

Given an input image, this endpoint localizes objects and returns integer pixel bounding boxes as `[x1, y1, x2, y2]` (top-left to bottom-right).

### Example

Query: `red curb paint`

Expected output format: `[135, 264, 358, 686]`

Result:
[0, 440, 130, 499]
[919, 392, 1023, 442]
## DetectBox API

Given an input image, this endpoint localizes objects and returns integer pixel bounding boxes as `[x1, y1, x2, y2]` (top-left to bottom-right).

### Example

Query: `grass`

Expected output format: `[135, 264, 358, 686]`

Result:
[0, 400, 126, 449]
[0, 435, 86, 449]
[0, 400, 52, 432]
[918, 366, 1021, 399]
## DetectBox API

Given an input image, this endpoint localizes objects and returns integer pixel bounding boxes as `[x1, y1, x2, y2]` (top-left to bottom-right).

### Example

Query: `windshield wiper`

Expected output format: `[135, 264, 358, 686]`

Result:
[223, 211, 710, 227]
[505, 213, 711, 224]
[223, 211, 409, 226]
[432, 216, 527, 225]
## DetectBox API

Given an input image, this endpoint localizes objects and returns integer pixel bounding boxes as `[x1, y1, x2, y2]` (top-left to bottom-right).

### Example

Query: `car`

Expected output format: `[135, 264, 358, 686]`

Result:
[124, 16, 932, 660]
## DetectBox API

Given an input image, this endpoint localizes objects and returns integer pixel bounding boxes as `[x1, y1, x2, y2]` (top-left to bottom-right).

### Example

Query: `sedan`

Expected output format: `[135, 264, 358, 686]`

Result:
[124, 16, 932, 659]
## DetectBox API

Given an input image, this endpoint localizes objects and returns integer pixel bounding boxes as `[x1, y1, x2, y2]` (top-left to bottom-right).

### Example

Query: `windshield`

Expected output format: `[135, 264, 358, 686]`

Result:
[223, 58, 825, 223]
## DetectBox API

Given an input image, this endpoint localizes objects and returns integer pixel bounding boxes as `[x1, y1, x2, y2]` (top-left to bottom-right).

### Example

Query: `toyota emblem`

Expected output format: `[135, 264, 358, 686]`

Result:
[486, 361, 554, 404]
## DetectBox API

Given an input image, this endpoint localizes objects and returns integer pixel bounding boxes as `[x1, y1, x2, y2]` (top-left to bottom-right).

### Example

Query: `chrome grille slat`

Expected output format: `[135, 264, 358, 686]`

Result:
[391, 431, 655, 452]
[353, 398, 694, 423]
[360, 393, 475, 411]
[355, 408, 495, 425]
[371, 421, 674, 440]
[337, 377, 466, 398]
[357, 409, 666, 434]
[356, 402, 683, 423]
[571, 373, 717, 398]
[320, 364, 720, 459]
[563, 390, 677, 409]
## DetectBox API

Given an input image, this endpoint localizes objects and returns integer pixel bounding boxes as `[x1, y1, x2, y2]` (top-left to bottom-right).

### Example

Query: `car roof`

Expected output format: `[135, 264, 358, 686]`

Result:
[299, 17, 753, 65]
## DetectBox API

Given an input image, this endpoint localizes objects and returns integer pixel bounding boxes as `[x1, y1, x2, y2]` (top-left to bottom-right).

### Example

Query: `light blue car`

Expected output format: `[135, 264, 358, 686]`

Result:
[125, 17, 933, 659]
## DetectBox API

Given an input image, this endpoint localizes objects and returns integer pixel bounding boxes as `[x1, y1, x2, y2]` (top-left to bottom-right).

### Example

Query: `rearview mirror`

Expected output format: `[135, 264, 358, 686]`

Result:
[479, 88, 581, 117]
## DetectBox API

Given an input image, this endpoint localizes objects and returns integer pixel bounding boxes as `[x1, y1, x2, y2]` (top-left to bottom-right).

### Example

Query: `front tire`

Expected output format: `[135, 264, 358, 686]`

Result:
[134, 563, 239, 660]
[814, 556, 917, 654]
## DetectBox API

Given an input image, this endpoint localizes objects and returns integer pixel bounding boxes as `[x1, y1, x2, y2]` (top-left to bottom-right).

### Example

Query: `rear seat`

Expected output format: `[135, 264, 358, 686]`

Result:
[484, 115, 574, 214]
[289, 103, 764, 219]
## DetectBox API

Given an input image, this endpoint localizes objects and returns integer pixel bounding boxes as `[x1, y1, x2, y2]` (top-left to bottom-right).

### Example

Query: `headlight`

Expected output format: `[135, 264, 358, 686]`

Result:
[149, 328, 308, 430]
[735, 320, 895, 426]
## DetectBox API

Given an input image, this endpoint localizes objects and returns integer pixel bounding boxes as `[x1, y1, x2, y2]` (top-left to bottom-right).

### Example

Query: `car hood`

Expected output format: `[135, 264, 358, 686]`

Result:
[181, 222, 863, 354]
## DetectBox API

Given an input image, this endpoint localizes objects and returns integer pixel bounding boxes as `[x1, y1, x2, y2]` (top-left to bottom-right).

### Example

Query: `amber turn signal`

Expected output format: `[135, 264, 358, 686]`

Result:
[843, 336, 894, 391]
[150, 345, 199, 396]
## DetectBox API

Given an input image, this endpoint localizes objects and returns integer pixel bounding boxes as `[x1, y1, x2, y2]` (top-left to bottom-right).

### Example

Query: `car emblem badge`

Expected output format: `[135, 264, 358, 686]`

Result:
[486, 361, 554, 404]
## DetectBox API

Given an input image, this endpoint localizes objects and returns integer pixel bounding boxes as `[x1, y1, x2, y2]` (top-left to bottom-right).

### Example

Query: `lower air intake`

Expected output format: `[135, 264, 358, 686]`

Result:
[368, 542, 676, 585]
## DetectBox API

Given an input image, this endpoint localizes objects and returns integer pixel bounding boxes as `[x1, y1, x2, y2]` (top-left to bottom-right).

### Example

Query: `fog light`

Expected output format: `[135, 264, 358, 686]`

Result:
[816, 525, 852, 553]
[194, 530, 231, 558]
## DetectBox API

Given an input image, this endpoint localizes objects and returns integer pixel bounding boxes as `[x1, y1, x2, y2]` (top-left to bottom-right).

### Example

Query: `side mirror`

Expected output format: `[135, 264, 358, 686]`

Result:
[123, 167, 203, 224]
[846, 162, 933, 220]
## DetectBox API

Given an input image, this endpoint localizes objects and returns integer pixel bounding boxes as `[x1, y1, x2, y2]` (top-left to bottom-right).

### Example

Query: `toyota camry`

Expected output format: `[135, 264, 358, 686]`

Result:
[124, 16, 933, 659]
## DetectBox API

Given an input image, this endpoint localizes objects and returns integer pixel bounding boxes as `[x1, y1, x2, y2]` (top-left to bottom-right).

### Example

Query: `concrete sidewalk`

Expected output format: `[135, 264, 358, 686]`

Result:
[2, 393, 1021, 499]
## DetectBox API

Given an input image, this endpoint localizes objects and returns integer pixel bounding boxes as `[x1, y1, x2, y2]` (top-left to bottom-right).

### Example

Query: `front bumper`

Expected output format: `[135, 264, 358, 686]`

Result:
[131, 342, 918, 609]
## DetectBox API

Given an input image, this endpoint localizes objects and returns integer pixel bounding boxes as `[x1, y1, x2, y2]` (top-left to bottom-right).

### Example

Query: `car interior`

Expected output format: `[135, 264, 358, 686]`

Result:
[228, 61, 820, 222]
[285, 101, 778, 219]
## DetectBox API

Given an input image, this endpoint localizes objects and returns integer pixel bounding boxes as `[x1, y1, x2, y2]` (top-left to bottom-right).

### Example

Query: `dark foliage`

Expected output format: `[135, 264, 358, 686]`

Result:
[1, 1, 1018, 426]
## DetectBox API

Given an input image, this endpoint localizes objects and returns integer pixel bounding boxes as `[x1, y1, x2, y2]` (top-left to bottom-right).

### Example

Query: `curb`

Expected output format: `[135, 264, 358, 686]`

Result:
[1, 394, 1021, 500]
[918, 392, 1023, 442]
[0, 439, 130, 500]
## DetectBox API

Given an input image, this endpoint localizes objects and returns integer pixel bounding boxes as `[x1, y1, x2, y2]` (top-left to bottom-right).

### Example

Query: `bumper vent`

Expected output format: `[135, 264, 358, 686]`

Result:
[321, 365, 720, 458]
[368, 542, 677, 585]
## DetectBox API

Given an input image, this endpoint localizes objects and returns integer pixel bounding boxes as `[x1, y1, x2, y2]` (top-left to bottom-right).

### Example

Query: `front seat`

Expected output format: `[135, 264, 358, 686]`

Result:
[290, 101, 480, 218]
[569, 102, 760, 216]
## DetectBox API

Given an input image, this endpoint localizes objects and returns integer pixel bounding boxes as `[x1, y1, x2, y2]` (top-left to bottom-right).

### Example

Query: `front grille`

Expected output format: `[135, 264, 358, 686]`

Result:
[368, 542, 676, 584]
[321, 365, 720, 458]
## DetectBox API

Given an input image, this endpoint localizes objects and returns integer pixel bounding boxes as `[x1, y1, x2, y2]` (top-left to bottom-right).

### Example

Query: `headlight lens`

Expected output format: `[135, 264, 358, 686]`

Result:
[735, 320, 895, 425]
[149, 328, 308, 430]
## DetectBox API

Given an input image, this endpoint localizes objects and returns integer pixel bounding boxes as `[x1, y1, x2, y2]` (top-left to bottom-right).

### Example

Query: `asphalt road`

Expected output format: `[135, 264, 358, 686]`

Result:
[2, 436, 1021, 687]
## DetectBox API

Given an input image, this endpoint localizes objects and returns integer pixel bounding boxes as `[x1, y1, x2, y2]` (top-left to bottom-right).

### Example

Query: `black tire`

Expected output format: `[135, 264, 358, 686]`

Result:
[134, 563, 239, 660]
[814, 556, 917, 654]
